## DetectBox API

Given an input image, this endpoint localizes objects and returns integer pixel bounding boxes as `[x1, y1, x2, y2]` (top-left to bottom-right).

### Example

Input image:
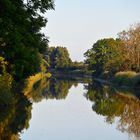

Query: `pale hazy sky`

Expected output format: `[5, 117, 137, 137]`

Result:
[44, 0, 140, 61]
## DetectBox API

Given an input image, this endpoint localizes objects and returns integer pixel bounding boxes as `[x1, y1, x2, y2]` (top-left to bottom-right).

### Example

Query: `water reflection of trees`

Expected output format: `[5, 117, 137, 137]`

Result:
[0, 77, 32, 140]
[24, 76, 140, 139]
[3, 76, 140, 139]
[43, 78, 75, 100]
[0, 76, 88, 139]
[85, 81, 140, 139]
[0, 94, 32, 140]
[43, 78, 90, 100]
[25, 77, 83, 102]
[24, 77, 49, 102]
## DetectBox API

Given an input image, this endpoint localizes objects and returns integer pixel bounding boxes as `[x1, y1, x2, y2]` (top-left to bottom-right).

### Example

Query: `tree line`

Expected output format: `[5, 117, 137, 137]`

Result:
[84, 24, 140, 77]
[44, 46, 87, 71]
[1, 0, 140, 81]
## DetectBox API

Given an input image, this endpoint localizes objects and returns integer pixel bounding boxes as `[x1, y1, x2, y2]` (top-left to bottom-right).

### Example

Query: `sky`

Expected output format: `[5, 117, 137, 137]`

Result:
[43, 0, 140, 61]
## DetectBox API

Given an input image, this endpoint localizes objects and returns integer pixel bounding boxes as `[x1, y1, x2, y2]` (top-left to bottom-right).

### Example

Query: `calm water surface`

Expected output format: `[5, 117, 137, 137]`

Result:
[20, 78, 140, 140]
[1, 77, 139, 139]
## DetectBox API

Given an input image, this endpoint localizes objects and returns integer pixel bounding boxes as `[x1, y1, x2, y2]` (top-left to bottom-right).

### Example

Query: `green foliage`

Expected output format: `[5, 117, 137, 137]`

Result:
[44, 78, 73, 100]
[113, 71, 136, 86]
[0, 73, 32, 139]
[45, 47, 89, 75]
[0, 0, 54, 80]
[84, 38, 124, 76]
[85, 81, 140, 137]
[85, 83, 125, 123]
[0, 93, 32, 140]
[24, 74, 49, 102]
[84, 24, 140, 78]
[0, 79, 32, 139]
[69, 61, 88, 71]
[23, 76, 89, 102]
[113, 71, 140, 87]
[45, 46, 72, 69]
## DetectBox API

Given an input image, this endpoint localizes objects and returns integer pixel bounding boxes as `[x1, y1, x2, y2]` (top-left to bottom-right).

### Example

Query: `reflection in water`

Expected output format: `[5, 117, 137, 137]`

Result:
[24, 76, 49, 102]
[24, 77, 84, 102]
[1, 76, 140, 139]
[0, 75, 32, 140]
[85, 81, 140, 139]
[42, 78, 77, 100]
[0, 77, 85, 139]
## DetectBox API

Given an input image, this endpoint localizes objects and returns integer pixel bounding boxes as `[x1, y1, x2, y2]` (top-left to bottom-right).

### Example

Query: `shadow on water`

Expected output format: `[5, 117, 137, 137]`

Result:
[85, 80, 140, 139]
[1, 75, 140, 139]
[0, 74, 32, 140]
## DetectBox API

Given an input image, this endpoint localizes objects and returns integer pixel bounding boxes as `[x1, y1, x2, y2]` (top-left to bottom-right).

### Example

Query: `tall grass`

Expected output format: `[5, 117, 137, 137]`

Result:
[113, 71, 140, 87]
[23, 72, 51, 96]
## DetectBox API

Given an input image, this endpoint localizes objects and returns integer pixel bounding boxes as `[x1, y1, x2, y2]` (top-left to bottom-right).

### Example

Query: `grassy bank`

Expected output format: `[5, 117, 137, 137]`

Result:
[23, 72, 51, 96]
[112, 71, 140, 87]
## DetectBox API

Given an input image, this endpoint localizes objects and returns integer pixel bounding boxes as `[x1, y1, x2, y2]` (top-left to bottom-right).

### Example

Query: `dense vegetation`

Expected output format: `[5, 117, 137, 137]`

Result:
[84, 38, 124, 76]
[0, 2, 54, 138]
[1, 1, 140, 139]
[45, 46, 89, 76]
[0, 77, 32, 140]
[84, 24, 140, 80]
[0, 0, 54, 80]
[1, 0, 139, 85]
[45, 46, 72, 70]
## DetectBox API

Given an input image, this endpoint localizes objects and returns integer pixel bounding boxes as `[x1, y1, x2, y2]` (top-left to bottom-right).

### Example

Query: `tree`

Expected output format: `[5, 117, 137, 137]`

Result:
[55, 47, 72, 69]
[84, 38, 124, 76]
[0, 0, 54, 79]
[45, 46, 72, 69]
[118, 23, 140, 71]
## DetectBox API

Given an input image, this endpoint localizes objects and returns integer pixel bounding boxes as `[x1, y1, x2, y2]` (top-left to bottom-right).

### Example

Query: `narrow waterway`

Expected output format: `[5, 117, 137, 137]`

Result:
[1, 77, 139, 140]
[20, 78, 139, 140]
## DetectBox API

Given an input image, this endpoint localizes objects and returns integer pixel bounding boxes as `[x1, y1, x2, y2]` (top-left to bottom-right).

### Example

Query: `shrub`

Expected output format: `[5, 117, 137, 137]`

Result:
[113, 71, 137, 86]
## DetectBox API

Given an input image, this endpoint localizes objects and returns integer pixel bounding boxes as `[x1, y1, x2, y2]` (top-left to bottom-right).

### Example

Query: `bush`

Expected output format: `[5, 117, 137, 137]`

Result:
[113, 71, 137, 86]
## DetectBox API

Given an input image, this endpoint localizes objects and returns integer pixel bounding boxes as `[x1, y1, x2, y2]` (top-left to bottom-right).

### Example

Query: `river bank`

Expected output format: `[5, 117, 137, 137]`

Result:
[93, 71, 140, 91]
[50, 70, 140, 89]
